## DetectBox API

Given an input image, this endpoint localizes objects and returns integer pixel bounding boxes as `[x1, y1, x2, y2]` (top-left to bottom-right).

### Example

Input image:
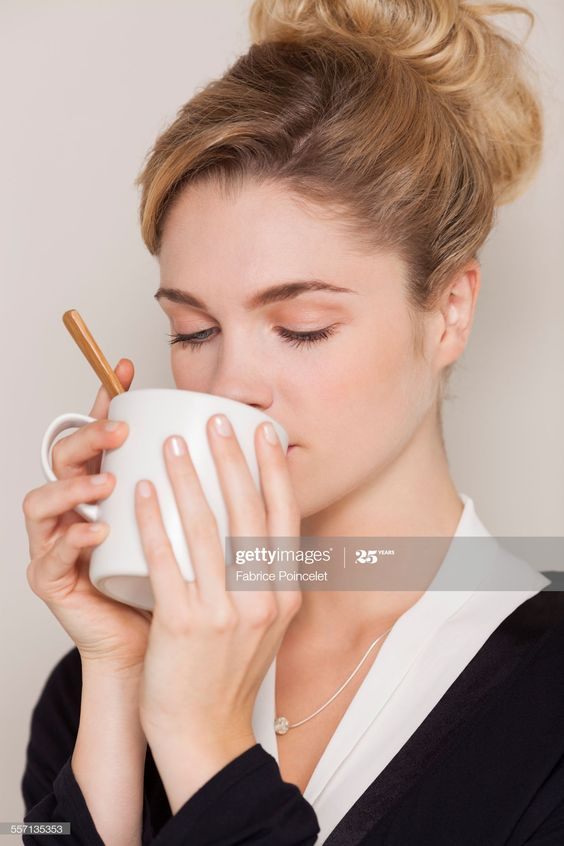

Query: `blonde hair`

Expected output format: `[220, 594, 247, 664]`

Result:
[135, 0, 543, 414]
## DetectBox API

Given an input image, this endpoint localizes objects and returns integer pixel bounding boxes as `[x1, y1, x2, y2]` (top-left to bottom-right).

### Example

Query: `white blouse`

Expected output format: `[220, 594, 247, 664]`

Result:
[251, 492, 550, 844]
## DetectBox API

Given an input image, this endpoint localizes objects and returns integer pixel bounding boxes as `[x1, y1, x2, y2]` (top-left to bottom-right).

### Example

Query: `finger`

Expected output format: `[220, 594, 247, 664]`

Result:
[254, 422, 301, 537]
[23, 473, 115, 556]
[52, 358, 133, 480]
[134, 479, 188, 617]
[204, 416, 275, 620]
[206, 414, 266, 537]
[162, 435, 226, 604]
[52, 418, 129, 480]
[27, 520, 110, 598]
[254, 422, 302, 618]
[89, 358, 134, 418]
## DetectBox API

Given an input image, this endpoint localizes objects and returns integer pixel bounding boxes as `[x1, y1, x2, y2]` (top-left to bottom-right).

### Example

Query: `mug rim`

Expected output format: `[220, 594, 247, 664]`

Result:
[109, 388, 288, 440]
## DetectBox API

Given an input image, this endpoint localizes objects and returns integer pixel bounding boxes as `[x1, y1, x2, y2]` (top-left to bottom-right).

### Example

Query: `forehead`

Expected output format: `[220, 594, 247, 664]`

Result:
[158, 179, 406, 301]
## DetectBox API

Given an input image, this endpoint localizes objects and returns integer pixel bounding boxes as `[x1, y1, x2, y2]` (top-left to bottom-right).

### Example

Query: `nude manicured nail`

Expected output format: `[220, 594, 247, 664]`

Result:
[138, 480, 152, 498]
[213, 415, 232, 437]
[169, 436, 187, 457]
[262, 423, 278, 445]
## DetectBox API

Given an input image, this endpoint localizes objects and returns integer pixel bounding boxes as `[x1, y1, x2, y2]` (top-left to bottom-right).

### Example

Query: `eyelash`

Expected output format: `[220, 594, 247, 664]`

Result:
[166, 325, 339, 351]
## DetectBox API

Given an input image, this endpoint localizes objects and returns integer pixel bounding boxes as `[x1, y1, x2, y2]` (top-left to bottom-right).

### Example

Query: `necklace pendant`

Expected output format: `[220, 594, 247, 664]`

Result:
[274, 716, 290, 735]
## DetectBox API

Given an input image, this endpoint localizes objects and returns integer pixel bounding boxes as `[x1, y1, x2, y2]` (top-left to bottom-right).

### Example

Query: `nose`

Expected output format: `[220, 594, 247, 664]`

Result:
[207, 350, 273, 412]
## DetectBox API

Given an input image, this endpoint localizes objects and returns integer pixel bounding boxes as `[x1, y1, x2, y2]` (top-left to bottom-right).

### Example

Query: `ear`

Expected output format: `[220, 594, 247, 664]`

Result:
[434, 262, 481, 369]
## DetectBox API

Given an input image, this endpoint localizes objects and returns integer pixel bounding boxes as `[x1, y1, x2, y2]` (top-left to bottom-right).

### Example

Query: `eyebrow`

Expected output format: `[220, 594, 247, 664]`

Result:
[154, 280, 358, 312]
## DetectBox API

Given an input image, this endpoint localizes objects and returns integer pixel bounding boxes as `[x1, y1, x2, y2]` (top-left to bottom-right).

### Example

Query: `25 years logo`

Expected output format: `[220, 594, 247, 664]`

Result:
[354, 548, 396, 564]
[355, 549, 379, 564]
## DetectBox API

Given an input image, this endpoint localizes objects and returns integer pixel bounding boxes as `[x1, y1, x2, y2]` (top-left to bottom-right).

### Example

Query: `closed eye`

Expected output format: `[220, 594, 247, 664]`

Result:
[166, 324, 340, 351]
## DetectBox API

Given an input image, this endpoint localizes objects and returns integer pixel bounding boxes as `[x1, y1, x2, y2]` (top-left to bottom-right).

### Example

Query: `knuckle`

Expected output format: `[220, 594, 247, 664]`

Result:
[147, 540, 172, 561]
[22, 489, 40, 521]
[21, 490, 35, 518]
[162, 604, 194, 635]
[51, 436, 73, 477]
[50, 438, 63, 466]
[210, 605, 239, 632]
[25, 560, 38, 592]
[164, 612, 190, 634]
[283, 592, 303, 618]
[248, 599, 278, 629]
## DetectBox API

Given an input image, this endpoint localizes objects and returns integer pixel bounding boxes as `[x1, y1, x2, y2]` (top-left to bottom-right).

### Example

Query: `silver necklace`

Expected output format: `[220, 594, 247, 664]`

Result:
[274, 626, 394, 735]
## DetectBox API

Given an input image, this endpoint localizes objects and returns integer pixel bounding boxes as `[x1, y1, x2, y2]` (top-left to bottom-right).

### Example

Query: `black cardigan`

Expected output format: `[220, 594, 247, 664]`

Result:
[21, 574, 564, 845]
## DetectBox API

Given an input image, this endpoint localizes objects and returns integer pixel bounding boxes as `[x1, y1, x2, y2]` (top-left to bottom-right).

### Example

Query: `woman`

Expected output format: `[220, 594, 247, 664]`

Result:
[21, 1, 564, 844]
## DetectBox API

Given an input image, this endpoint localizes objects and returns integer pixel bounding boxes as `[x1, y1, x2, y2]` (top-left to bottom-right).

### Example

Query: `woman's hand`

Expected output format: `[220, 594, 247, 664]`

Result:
[23, 359, 152, 678]
[134, 413, 302, 809]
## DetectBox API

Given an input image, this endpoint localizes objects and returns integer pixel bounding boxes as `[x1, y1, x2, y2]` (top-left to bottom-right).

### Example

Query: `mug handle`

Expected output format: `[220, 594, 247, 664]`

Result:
[40, 413, 100, 523]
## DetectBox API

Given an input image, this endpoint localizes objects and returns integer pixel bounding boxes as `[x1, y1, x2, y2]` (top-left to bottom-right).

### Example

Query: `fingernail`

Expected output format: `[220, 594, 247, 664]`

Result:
[213, 414, 232, 437]
[105, 420, 121, 432]
[262, 422, 279, 445]
[138, 480, 152, 498]
[91, 473, 109, 485]
[169, 436, 186, 457]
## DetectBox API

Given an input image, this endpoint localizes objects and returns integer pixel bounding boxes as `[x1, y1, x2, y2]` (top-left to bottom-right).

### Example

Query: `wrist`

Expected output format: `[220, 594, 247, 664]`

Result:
[141, 711, 255, 751]
[80, 661, 146, 737]
[80, 655, 144, 684]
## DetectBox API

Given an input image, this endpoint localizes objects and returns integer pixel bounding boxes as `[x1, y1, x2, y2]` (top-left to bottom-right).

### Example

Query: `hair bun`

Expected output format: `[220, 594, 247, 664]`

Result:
[249, 0, 543, 206]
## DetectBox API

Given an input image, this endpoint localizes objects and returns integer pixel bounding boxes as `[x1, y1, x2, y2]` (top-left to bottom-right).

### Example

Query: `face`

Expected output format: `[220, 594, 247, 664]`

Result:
[156, 179, 439, 520]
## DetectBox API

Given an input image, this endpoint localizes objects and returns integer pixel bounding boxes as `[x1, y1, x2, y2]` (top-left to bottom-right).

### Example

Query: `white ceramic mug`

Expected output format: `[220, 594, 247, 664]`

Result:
[40, 388, 289, 611]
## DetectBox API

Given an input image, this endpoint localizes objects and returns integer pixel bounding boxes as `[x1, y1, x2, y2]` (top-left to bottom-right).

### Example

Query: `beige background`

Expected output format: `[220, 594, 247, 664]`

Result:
[1, 0, 562, 821]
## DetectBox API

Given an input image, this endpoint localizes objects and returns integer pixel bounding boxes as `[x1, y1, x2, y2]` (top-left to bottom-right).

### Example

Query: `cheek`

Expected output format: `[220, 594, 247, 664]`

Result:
[292, 325, 432, 516]
[171, 354, 211, 393]
[315, 318, 421, 413]
[308, 319, 431, 461]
